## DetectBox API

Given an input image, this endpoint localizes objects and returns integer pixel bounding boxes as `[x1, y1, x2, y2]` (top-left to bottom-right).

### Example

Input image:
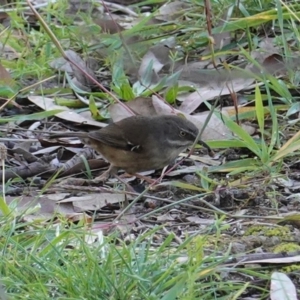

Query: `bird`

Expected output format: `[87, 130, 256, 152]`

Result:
[50, 114, 209, 181]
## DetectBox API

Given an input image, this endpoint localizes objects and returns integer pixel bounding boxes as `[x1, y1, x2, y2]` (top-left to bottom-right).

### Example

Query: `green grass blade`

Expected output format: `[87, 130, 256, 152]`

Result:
[0, 196, 11, 216]
[221, 114, 262, 157]
[0, 110, 63, 123]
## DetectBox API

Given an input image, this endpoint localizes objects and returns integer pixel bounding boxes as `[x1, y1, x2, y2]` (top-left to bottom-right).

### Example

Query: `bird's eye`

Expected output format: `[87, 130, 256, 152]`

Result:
[179, 131, 186, 137]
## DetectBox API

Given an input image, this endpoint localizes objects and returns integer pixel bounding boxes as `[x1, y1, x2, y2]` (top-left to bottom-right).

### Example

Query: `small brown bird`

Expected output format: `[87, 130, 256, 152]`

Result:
[50, 115, 206, 181]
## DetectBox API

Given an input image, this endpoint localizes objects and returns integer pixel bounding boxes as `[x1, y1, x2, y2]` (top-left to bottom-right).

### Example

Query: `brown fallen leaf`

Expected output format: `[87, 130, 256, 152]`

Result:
[59, 193, 125, 212]
[109, 97, 155, 122]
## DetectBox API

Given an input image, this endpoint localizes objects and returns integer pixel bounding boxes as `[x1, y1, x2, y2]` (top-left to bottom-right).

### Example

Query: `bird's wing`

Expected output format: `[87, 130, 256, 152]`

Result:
[88, 123, 141, 151]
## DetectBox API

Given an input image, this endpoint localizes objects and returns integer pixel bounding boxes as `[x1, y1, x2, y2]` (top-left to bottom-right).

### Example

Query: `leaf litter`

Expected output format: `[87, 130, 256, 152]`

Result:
[1, 0, 300, 297]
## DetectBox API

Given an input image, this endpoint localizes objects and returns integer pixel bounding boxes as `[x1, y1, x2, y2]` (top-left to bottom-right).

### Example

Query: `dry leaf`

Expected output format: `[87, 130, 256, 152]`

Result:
[138, 50, 164, 83]
[270, 272, 297, 300]
[185, 216, 216, 225]
[0, 63, 15, 86]
[152, 95, 232, 140]
[109, 97, 156, 122]
[59, 193, 125, 212]
[156, 1, 189, 21]
[177, 66, 254, 114]
[0, 42, 19, 60]
[28, 96, 107, 127]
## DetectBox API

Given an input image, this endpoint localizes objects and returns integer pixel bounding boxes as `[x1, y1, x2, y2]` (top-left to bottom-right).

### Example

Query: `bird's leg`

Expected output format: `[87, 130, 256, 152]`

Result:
[92, 166, 136, 193]
[123, 173, 157, 184]
[92, 165, 118, 183]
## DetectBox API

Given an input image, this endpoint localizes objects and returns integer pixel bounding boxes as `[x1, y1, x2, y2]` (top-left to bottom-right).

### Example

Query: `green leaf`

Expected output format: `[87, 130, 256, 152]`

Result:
[196, 168, 215, 190]
[165, 181, 204, 192]
[140, 59, 154, 87]
[212, 7, 300, 33]
[111, 57, 127, 89]
[222, 115, 262, 157]
[0, 195, 11, 216]
[0, 110, 64, 123]
[207, 139, 249, 148]
[255, 85, 264, 134]
[89, 96, 101, 119]
[161, 278, 185, 300]
[209, 158, 260, 173]
[164, 83, 178, 104]
[138, 71, 182, 97]
[0, 86, 17, 98]
[120, 82, 135, 101]
[272, 139, 300, 162]
[254, 84, 268, 163]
